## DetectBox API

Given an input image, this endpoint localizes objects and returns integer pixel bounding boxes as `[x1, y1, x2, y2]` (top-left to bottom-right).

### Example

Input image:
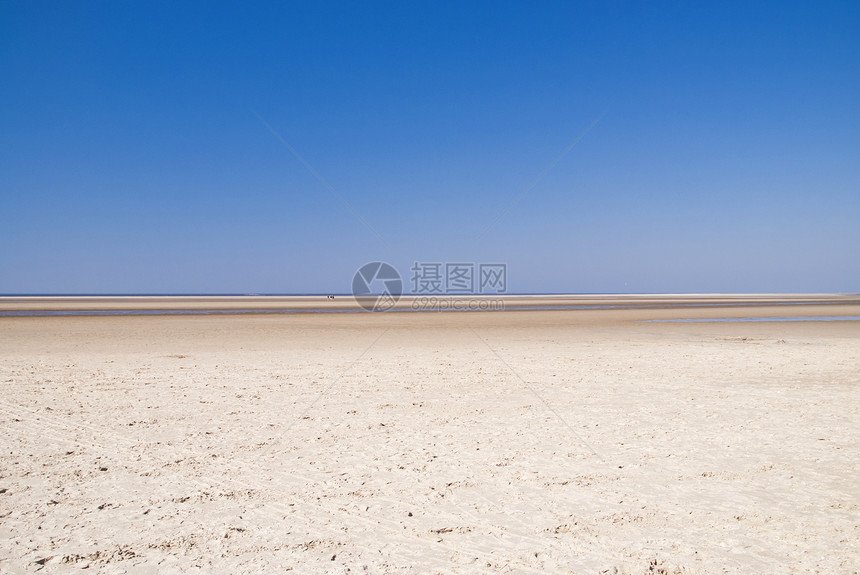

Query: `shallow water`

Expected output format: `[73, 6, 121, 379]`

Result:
[645, 316, 860, 323]
[0, 302, 856, 318]
[0, 308, 362, 317]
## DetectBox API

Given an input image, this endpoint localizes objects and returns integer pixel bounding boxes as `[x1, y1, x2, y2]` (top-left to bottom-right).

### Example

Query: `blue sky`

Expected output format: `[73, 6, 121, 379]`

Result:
[2, 1, 858, 294]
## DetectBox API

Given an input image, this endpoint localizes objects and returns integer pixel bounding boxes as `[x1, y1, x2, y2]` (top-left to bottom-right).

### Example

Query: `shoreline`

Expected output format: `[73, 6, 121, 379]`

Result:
[1, 293, 859, 315]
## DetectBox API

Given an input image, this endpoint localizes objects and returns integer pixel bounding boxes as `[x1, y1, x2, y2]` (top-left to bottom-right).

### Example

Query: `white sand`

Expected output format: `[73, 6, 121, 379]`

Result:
[0, 298, 858, 573]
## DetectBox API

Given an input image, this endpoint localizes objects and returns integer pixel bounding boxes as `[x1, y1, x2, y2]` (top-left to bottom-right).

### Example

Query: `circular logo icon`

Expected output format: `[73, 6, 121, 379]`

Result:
[352, 262, 402, 311]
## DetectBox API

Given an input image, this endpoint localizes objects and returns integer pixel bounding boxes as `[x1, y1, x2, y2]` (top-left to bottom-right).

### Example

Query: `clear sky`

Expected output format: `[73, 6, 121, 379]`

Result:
[2, 1, 858, 294]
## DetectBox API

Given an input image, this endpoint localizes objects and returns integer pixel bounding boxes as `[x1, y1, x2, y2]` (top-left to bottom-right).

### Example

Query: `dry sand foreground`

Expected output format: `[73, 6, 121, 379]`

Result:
[0, 297, 858, 573]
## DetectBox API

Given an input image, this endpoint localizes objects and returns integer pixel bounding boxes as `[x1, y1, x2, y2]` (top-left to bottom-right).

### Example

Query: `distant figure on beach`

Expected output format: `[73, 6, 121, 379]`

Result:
[327, 295, 335, 300]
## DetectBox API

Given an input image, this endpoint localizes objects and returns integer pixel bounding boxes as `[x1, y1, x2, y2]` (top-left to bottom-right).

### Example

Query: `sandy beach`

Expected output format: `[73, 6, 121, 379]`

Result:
[1, 296, 858, 573]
